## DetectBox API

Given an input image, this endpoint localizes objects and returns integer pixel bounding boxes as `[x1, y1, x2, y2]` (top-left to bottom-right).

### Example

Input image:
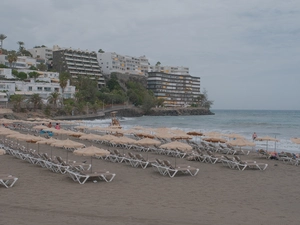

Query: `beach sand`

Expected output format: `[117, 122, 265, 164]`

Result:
[1, 135, 300, 225]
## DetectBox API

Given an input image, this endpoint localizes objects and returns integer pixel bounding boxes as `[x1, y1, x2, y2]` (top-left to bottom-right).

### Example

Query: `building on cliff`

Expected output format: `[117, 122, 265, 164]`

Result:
[52, 45, 105, 88]
[97, 52, 149, 76]
[147, 72, 200, 107]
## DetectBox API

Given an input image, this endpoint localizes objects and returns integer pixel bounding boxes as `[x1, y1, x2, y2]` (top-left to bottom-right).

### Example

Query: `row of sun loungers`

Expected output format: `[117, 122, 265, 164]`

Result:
[2, 141, 116, 184]
[257, 149, 300, 166]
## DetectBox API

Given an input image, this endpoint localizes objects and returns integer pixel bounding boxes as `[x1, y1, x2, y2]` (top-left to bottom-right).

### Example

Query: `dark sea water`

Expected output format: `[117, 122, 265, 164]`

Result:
[84, 110, 300, 153]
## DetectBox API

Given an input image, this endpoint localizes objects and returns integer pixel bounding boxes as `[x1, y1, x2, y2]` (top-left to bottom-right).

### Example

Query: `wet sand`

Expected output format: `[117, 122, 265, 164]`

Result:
[1, 135, 300, 225]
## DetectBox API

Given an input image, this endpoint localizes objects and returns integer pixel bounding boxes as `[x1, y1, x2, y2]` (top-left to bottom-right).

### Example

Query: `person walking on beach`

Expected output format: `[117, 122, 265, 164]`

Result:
[252, 132, 257, 141]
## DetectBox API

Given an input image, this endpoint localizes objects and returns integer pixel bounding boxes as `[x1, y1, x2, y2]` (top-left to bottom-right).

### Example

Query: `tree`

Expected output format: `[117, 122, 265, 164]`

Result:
[28, 71, 40, 81]
[59, 72, 70, 99]
[98, 49, 105, 53]
[47, 92, 61, 109]
[7, 53, 17, 68]
[29, 65, 37, 70]
[10, 94, 24, 112]
[27, 93, 42, 111]
[155, 61, 161, 66]
[141, 92, 156, 114]
[17, 41, 25, 53]
[0, 34, 7, 50]
[198, 89, 214, 109]
[37, 63, 47, 71]
[16, 71, 27, 80]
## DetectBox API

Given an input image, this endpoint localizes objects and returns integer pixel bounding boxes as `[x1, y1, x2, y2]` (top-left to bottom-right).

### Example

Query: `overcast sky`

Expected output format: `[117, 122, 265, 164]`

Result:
[1, 0, 299, 110]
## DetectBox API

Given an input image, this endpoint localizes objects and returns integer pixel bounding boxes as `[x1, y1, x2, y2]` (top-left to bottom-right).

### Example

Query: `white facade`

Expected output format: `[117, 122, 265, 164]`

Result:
[97, 52, 149, 75]
[27, 47, 53, 61]
[0, 68, 14, 79]
[17, 69, 59, 80]
[148, 65, 190, 75]
[0, 55, 38, 69]
[14, 79, 75, 99]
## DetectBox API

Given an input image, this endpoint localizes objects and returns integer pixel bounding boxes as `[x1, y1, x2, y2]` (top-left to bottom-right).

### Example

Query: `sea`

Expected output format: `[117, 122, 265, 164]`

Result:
[81, 110, 300, 153]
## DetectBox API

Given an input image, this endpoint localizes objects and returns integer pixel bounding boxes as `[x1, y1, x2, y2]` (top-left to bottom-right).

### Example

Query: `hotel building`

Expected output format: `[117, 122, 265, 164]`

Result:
[52, 46, 105, 88]
[97, 52, 149, 76]
[147, 72, 201, 107]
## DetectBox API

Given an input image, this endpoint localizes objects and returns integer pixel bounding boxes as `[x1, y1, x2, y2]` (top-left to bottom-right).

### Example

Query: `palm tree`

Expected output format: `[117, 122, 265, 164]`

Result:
[17, 41, 25, 53]
[59, 72, 70, 104]
[7, 53, 17, 68]
[27, 93, 42, 112]
[47, 92, 60, 109]
[0, 34, 7, 50]
[10, 94, 24, 112]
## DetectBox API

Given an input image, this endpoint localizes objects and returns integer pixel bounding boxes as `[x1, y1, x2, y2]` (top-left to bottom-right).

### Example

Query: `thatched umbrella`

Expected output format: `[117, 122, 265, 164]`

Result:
[203, 137, 227, 143]
[51, 139, 85, 161]
[36, 138, 59, 157]
[0, 149, 6, 155]
[255, 136, 279, 151]
[291, 138, 300, 144]
[136, 138, 161, 146]
[73, 146, 110, 172]
[226, 138, 255, 153]
[159, 141, 193, 166]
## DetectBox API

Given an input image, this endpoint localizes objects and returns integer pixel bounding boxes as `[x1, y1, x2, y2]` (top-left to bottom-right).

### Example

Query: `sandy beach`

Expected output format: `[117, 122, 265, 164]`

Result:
[1, 132, 300, 225]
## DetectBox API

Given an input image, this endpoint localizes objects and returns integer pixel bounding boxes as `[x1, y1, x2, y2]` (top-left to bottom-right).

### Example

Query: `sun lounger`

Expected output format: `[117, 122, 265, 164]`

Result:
[151, 159, 169, 176]
[279, 152, 296, 165]
[0, 174, 18, 188]
[66, 169, 116, 184]
[135, 154, 156, 169]
[162, 160, 199, 178]
[56, 156, 91, 171]
[234, 156, 268, 171]
[221, 155, 238, 169]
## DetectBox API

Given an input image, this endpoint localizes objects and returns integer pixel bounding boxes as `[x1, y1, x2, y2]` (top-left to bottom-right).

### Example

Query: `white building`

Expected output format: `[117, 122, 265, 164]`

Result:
[0, 55, 38, 69]
[27, 46, 53, 61]
[0, 68, 15, 79]
[0, 68, 75, 101]
[148, 65, 190, 75]
[97, 52, 149, 76]
[14, 79, 75, 99]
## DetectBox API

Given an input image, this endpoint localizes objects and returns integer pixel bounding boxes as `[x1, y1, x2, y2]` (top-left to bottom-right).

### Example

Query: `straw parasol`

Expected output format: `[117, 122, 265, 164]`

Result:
[223, 133, 245, 140]
[73, 146, 110, 172]
[36, 137, 59, 157]
[202, 137, 227, 143]
[187, 131, 204, 136]
[255, 136, 279, 151]
[160, 141, 193, 152]
[0, 149, 6, 155]
[51, 139, 85, 161]
[291, 138, 300, 144]
[135, 138, 161, 146]
[226, 139, 255, 153]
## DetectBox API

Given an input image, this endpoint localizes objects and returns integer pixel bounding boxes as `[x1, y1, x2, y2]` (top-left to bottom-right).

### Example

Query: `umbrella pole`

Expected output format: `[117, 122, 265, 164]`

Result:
[38, 143, 40, 154]
[51, 145, 53, 158]
[91, 156, 93, 173]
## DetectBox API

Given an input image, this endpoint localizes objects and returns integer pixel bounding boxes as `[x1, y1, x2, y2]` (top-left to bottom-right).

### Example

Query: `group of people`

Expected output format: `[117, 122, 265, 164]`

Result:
[45, 122, 60, 130]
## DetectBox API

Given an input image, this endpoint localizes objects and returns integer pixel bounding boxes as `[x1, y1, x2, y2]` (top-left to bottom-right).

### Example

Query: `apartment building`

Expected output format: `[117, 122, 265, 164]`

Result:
[0, 55, 38, 69]
[147, 72, 201, 107]
[97, 52, 149, 76]
[0, 68, 75, 100]
[27, 46, 53, 61]
[148, 65, 190, 75]
[52, 46, 105, 88]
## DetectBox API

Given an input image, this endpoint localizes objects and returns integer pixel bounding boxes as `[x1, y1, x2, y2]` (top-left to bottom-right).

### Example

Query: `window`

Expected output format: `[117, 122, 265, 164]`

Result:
[37, 87, 42, 91]
[28, 86, 32, 91]
[44, 87, 51, 92]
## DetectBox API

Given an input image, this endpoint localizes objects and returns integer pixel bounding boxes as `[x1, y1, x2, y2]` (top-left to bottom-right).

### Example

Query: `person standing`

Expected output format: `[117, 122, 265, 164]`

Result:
[252, 132, 257, 141]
